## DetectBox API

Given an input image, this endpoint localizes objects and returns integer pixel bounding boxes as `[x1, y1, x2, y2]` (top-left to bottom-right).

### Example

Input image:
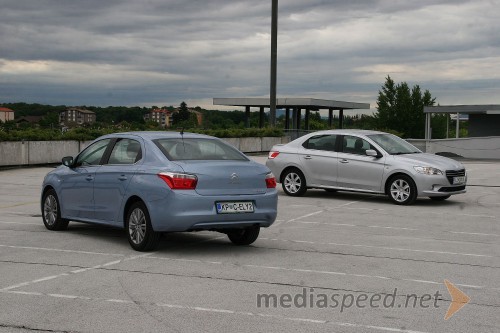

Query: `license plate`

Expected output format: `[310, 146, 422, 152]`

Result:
[453, 176, 466, 184]
[216, 201, 254, 214]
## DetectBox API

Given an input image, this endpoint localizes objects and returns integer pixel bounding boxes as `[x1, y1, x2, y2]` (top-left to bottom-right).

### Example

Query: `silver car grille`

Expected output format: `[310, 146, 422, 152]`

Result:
[445, 169, 466, 184]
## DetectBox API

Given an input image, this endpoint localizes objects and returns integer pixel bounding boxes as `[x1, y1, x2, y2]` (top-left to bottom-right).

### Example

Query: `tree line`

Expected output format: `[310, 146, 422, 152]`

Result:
[1, 76, 463, 140]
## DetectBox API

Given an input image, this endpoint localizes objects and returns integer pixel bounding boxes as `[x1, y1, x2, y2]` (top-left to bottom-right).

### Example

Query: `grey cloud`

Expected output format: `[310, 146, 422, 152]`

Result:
[0, 0, 498, 108]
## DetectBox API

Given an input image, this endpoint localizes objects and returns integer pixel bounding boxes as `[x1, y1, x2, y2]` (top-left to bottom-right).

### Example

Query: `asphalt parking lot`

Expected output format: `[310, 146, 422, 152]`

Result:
[0, 157, 499, 333]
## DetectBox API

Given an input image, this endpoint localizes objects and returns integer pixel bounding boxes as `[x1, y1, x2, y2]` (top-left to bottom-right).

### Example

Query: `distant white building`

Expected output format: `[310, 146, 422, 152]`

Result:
[0, 107, 15, 122]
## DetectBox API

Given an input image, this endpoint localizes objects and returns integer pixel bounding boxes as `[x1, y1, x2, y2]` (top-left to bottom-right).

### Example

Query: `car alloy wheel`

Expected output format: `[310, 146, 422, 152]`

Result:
[129, 208, 147, 245]
[388, 175, 417, 205]
[126, 201, 160, 251]
[42, 189, 69, 231]
[282, 169, 307, 196]
[44, 195, 58, 227]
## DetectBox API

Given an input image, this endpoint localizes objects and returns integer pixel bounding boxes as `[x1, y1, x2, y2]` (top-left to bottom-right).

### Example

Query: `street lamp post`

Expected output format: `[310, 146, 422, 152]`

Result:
[270, 0, 278, 127]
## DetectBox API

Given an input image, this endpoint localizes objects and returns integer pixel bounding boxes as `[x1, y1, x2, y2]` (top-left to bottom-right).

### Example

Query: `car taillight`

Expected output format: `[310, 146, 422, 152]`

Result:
[158, 172, 198, 190]
[265, 173, 277, 188]
[268, 151, 280, 159]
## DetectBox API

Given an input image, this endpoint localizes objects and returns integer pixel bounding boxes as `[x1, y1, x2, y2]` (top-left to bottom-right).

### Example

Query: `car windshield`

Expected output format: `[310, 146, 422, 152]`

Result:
[367, 134, 421, 155]
[154, 138, 249, 161]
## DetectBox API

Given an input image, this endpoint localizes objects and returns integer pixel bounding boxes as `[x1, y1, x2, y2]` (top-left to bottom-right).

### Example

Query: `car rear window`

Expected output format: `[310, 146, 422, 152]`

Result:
[154, 138, 249, 161]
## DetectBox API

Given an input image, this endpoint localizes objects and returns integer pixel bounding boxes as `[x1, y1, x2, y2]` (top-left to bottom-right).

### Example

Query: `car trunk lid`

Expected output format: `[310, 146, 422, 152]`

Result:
[173, 160, 270, 196]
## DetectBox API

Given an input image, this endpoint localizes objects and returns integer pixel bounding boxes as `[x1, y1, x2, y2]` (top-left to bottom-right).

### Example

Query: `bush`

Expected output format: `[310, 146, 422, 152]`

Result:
[0, 127, 284, 142]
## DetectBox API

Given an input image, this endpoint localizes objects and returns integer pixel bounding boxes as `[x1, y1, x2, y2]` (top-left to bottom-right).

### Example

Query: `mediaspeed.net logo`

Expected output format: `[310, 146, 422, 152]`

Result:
[256, 279, 470, 320]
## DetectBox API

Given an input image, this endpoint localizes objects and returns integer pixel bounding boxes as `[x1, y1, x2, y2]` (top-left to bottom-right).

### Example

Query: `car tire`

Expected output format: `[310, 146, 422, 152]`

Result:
[126, 201, 160, 251]
[282, 168, 307, 196]
[227, 226, 260, 245]
[42, 189, 69, 231]
[387, 175, 417, 205]
[430, 195, 451, 201]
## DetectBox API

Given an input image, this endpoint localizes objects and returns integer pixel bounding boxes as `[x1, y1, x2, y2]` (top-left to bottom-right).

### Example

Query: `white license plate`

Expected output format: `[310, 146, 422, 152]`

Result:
[453, 176, 466, 184]
[216, 201, 254, 214]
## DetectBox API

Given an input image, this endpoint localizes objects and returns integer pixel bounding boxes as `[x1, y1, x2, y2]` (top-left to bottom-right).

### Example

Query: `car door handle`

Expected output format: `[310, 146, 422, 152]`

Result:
[85, 175, 94, 181]
[118, 175, 128, 181]
[340, 159, 349, 163]
[304, 155, 312, 160]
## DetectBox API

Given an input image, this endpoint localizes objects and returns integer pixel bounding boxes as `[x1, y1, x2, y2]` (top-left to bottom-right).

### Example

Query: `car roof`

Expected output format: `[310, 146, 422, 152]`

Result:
[100, 131, 215, 140]
[305, 129, 387, 136]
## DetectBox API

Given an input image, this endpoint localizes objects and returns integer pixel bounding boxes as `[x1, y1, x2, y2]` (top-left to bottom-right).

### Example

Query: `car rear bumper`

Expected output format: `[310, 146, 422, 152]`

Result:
[146, 190, 278, 232]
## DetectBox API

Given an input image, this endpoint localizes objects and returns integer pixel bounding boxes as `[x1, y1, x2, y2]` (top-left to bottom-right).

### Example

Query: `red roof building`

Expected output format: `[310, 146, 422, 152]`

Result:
[0, 107, 15, 122]
[144, 108, 174, 128]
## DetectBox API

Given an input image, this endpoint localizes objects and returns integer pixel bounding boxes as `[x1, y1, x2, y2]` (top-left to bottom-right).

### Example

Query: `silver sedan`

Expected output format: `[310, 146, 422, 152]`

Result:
[266, 130, 466, 205]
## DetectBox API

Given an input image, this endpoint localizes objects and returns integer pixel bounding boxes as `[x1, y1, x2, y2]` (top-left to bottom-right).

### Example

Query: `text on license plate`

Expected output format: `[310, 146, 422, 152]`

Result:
[216, 201, 254, 214]
[453, 176, 466, 184]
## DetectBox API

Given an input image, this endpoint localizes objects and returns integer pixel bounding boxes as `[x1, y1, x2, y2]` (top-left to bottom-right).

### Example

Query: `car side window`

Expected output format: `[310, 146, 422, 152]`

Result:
[342, 136, 375, 156]
[107, 139, 142, 165]
[75, 139, 111, 167]
[302, 135, 337, 151]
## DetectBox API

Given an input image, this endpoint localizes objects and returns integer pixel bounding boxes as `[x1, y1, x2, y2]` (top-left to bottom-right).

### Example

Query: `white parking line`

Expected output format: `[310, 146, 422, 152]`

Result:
[0, 244, 125, 257]
[449, 231, 500, 237]
[290, 221, 419, 231]
[141, 255, 491, 291]
[0, 252, 152, 292]
[259, 237, 495, 258]
[241, 264, 486, 290]
[2, 290, 431, 333]
[274, 199, 364, 227]
[148, 256, 223, 265]
[0, 221, 40, 226]
[281, 221, 500, 237]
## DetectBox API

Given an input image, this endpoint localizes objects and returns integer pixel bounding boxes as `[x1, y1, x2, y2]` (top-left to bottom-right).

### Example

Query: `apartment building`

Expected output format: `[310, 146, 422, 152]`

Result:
[59, 108, 96, 125]
[144, 108, 173, 128]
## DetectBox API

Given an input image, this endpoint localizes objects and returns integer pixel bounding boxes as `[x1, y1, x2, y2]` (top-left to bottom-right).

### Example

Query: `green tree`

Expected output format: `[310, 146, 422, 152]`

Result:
[39, 112, 60, 129]
[172, 101, 190, 125]
[374, 76, 436, 138]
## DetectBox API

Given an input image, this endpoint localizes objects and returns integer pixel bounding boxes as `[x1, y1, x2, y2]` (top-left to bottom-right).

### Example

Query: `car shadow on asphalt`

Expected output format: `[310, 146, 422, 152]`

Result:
[287, 189, 464, 207]
[62, 222, 261, 254]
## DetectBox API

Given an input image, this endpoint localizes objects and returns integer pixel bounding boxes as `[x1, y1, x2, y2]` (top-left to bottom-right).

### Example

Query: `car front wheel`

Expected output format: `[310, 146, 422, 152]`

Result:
[282, 169, 307, 196]
[388, 175, 417, 205]
[126, 201, 160, 251]
[42, 189, 69, 231]
[227, 226, 260, 245]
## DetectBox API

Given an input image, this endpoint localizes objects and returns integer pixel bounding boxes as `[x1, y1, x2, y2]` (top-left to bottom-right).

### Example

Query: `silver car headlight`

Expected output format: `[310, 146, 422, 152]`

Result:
[413, 166, 443, 175]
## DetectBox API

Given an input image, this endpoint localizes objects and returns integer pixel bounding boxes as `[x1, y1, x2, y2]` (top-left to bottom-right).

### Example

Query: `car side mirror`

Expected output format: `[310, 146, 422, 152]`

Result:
[62, 156, 74, 167]
[365, 149, 380, 158]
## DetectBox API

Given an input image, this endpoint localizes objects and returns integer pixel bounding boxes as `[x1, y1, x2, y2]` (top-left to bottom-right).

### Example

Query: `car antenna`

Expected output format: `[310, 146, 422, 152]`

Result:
[180, 127, 185, 152]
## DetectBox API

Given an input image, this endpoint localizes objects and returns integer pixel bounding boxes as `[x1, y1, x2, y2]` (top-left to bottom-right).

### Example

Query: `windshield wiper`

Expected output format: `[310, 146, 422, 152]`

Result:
[391, 151, 421, 155]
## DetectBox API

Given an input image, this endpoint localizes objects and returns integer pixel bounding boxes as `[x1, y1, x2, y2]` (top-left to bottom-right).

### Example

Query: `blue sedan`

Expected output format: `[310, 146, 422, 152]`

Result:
[41, 132, 278, 251]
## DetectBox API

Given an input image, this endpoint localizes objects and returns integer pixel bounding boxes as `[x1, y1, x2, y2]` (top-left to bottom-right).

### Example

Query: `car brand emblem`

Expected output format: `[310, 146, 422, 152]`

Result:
[230, 173, 239, 184]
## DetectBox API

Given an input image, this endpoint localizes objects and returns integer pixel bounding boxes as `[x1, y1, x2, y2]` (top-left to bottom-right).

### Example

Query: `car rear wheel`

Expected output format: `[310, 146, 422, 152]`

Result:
[282, 169, 307, 196]
[126, 201, 160, 251]
[42, 189, 69, 231]
[430, 195, 451, 201]
[227, 226, 260, 245]
[388, 175, 417, 205]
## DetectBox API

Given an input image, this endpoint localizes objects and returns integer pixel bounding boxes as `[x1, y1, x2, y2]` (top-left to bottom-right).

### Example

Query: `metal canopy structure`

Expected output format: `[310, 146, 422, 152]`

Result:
[424, 104, 500, 139]
[213, 97, 370, 130]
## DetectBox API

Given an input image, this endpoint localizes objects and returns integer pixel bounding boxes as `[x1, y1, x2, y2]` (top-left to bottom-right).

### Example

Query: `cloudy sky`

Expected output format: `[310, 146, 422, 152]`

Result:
[1, 0, 499, 113]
